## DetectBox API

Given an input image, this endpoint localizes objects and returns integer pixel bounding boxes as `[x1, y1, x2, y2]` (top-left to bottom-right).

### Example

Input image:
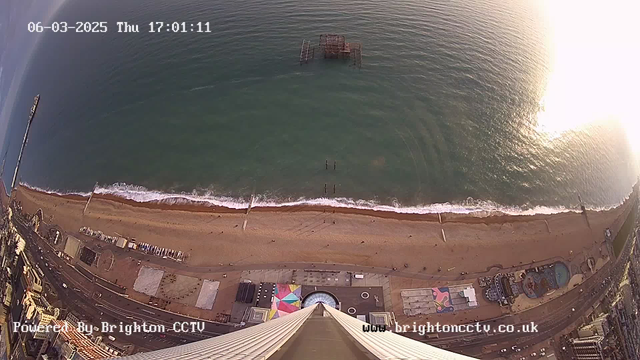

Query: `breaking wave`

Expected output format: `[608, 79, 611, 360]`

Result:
[20, 182, 625, 216]
[21, 183, 91, 198]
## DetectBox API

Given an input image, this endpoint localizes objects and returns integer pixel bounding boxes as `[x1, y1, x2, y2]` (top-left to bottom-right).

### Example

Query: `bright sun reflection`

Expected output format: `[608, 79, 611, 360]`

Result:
[536, 0, 640, 151]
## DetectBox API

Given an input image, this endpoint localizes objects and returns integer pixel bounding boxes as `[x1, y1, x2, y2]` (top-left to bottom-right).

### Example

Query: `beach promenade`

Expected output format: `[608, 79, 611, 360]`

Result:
[14, 185, 634, 278]
[6, 183, 638, 357]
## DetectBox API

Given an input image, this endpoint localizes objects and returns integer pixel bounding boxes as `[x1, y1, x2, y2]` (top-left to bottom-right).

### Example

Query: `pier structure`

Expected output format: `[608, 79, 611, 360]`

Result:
[299, 34, 362, 68]
[11, 94, 40, 194]
[299, 39, 314, 64]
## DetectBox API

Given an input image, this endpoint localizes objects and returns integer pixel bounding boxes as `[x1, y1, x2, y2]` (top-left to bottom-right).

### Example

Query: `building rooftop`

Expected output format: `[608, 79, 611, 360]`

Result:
[31, 293, 49, 308]
[369, 312, 393, 326]
[246, 307, 269, 324]
[76, 345, 114, 359]
[26, 268, 42, 293]
[571, 335, 604, 344]
[50, 320, 114, 359]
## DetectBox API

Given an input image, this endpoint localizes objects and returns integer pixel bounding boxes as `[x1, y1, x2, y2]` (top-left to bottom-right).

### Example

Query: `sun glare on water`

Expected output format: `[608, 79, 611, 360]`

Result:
[536, 0, 640, 151]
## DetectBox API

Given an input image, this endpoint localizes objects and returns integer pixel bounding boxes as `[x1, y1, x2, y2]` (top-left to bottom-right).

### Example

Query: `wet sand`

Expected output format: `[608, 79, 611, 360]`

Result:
[13, 185, 637, 274]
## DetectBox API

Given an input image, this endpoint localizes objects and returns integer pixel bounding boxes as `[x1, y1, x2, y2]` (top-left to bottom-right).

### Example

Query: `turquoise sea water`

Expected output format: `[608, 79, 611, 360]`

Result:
[1, 0, 637, 212]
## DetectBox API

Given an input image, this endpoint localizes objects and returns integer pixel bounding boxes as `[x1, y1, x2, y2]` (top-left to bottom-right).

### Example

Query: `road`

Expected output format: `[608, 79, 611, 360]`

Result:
[71, 212, 632, 358]
[15, 208, 637, 357]
[13, 215, 234, 353]
[427, 225, 636, 358]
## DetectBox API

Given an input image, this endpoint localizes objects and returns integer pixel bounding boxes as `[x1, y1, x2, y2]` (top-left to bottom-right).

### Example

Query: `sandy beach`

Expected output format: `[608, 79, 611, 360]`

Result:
[13, 185, 636, 275]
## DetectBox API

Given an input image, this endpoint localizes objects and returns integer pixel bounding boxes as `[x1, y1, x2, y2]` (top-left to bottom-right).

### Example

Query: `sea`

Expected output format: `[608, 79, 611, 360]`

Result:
[1, 0, 638, 214]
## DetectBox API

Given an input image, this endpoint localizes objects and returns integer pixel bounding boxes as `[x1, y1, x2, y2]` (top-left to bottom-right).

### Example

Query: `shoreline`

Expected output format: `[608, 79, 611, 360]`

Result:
[12, 181, 637, 272]
[16, 183, 638, 225]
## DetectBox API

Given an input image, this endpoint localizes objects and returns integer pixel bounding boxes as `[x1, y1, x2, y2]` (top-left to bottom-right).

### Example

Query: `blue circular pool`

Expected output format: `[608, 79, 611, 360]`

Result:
[554, 262, 570, 287]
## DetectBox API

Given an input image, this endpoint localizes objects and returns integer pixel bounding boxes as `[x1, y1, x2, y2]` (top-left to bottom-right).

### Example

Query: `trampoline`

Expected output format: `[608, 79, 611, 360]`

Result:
[522, 272, 544, 298]
[523, 262, 570, 298]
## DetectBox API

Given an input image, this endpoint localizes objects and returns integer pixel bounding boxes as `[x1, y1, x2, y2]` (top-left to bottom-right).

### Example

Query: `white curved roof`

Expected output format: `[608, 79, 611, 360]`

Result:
[324, 304, 476, 360]
[118, 305, 316, 360]
[117, 303, 476, 360]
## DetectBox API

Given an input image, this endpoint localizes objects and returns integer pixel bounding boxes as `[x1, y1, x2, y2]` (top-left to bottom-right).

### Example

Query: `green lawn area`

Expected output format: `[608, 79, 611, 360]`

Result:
[613, 202, 637, 257]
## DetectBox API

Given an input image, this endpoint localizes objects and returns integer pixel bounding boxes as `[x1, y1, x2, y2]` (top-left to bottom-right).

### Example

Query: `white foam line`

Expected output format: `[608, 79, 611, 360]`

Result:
[20, 182, 624, 217]
[22, 183, 91, 197]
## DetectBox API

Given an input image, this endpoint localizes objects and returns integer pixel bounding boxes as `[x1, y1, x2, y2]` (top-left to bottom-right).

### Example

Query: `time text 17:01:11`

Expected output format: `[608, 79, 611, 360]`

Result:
[148, 22, 211, 33]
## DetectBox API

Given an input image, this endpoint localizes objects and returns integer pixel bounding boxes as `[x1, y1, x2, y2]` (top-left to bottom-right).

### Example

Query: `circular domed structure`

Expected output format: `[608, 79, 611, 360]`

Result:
[302, 291, 339, 309]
